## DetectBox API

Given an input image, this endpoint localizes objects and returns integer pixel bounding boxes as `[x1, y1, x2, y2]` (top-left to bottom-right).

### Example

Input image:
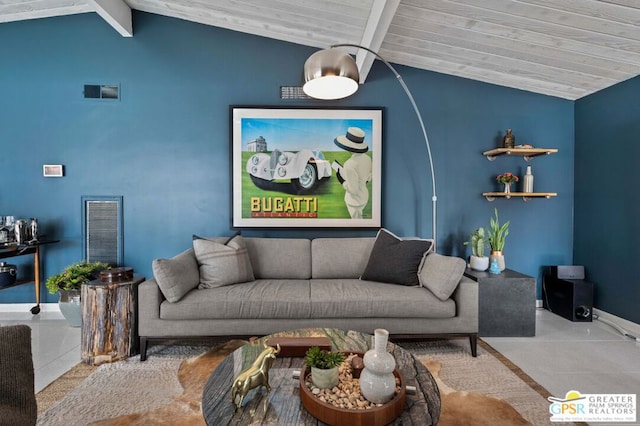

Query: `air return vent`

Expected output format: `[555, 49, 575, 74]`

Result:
[82, 196, 123, 266]
[84, 84, 119, 100]
[279, 86, 311, 100]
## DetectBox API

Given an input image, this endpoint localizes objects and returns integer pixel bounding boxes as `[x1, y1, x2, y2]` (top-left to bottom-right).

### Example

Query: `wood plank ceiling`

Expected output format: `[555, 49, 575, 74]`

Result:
[2, 0, 640, 100]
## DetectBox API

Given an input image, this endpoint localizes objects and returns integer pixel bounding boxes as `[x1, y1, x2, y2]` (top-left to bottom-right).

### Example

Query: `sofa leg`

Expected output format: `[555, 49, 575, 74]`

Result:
[469, 334, 478, 357]
[140, 338, 148, 362]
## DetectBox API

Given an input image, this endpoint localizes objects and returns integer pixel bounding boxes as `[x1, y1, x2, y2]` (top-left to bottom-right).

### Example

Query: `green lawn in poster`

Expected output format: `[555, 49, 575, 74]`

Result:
[241, 151, 372, 220]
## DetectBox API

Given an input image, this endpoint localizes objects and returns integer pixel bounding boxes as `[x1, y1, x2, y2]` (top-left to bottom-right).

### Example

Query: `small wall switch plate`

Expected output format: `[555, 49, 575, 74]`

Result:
[43, 165, 64, 177]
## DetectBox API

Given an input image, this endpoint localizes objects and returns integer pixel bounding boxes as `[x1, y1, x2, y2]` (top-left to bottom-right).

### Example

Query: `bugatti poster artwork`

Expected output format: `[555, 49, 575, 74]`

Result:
[232, 107, 382, 227]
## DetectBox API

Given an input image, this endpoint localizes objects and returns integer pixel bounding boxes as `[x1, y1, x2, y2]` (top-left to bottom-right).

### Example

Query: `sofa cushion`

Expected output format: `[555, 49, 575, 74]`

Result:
[152, 248, 200, 303]
[244, 238, 311, 279]
[310, 279, 454, 318]
[311, 237, 375, 279]
[418, 253, 466, 301]
[361, 228, 433, 286]
[194, 235, 255, 289]
[160, 279, 312, 320]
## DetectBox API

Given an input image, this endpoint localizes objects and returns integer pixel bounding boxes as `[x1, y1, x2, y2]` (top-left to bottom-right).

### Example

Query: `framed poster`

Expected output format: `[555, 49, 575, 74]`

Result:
[232, 107, 382, 228]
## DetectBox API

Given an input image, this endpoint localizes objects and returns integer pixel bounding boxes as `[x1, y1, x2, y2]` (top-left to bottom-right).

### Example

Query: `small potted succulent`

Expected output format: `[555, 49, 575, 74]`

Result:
[304, 346, 345, 389]
[464, 227, 489, 271]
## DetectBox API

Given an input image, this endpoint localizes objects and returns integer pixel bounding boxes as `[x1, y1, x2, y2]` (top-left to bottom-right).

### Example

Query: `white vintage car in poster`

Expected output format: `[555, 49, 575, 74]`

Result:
[246, 148, 332, 195]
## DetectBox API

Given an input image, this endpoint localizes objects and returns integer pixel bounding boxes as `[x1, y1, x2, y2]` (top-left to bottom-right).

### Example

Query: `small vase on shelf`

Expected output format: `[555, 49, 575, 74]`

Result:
[359, 328, 396, 404]
[489, 251, 506, 271]
[503, 129, 515, 149]
[523, 165, 534, 193]
[503, 183, 511, 194]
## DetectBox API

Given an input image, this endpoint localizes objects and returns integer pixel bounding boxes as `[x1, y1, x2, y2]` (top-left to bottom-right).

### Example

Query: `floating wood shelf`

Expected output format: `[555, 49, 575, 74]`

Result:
[483, 192, 558, 202]
[483, 148, 558, 161]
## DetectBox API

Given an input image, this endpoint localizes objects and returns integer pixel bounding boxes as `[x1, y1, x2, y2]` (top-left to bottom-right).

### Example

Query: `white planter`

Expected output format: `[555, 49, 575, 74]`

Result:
[469, 255, 489, 272]
[58, 289, 82, 327]
[311, 366, 339, 389]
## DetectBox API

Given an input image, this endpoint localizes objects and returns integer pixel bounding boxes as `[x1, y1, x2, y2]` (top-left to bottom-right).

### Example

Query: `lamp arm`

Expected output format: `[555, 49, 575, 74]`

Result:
[331, 44, 437, 248]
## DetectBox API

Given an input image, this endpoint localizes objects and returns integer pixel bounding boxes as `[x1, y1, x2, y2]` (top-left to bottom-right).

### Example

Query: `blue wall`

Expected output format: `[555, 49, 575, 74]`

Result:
[575, 76, 640, 324]
[0, 11, 574, 304]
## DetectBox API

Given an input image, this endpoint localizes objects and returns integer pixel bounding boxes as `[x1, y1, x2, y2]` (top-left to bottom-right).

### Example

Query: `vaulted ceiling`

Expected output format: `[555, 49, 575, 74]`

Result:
[2, 0, 640, 100]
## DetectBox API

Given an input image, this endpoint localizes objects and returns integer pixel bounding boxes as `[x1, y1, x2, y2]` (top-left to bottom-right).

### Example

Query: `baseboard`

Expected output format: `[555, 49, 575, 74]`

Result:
[0, 303, 60, 313]
[593, 308, 640, 338]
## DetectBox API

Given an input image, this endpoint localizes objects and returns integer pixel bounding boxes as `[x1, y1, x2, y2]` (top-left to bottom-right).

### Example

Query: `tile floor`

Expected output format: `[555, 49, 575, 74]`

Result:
[0, 308, 80, 393]
[484, 309, 640, 398]
[1, 306, 639, 414]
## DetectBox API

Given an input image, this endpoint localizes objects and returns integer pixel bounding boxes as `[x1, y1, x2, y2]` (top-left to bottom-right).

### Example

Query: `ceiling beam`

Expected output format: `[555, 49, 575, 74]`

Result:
[88, 0, 132, 37]
[356, 0, 400, 83]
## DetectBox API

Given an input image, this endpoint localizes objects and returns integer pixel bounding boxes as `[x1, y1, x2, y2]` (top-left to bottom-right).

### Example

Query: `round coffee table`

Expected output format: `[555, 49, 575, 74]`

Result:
[202, 328, 440, 425]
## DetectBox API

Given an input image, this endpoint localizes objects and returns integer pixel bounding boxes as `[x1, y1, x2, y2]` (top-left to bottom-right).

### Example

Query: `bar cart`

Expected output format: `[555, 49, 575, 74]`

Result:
[0, 240, 60, 314]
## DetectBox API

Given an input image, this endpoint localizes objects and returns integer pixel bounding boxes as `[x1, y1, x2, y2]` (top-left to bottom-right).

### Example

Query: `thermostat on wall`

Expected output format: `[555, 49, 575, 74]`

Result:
[43, 165, 64, 177]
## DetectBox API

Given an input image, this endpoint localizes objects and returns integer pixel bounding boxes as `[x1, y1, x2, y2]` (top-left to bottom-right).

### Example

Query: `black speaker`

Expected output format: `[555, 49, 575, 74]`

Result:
[543, 266, 594, 322]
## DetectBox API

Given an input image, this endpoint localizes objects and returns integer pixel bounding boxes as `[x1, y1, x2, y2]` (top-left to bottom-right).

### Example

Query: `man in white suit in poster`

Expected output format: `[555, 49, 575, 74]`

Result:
[332, 127, 372, 219]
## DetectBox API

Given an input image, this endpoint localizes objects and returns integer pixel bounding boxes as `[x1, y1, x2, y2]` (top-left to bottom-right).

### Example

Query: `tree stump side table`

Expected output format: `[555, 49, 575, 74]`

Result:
[81, 274, 144, 365]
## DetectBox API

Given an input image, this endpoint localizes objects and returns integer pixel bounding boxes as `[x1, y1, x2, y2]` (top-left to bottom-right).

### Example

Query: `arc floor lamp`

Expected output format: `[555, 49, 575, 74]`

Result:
[302, 44, 438, 248]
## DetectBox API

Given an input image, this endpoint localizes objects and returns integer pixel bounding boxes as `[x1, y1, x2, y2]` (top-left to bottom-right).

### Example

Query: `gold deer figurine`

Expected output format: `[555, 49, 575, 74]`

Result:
[231, 340, 281, 409]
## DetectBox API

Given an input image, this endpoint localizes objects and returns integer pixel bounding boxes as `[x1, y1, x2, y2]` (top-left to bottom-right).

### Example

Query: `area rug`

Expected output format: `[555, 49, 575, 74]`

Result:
[36, 339, 573, 426]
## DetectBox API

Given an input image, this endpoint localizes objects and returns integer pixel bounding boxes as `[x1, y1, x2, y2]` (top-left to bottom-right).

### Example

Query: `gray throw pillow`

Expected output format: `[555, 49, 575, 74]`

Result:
[194, 234, 255, 289]
[418, 252, 466, 301]
[361, 228, 433, 286]
[152, 248, 200, 303]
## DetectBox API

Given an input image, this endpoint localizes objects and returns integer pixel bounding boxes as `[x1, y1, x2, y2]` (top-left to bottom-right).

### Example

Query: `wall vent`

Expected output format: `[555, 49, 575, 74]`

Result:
[81, 196, 123, 266]
[279, 86, 311, 100]
[83, 84, 119, 100]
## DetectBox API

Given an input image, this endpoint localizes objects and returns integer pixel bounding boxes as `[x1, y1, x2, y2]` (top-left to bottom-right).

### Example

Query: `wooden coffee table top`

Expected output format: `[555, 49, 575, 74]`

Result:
[202, 328, 441, 425]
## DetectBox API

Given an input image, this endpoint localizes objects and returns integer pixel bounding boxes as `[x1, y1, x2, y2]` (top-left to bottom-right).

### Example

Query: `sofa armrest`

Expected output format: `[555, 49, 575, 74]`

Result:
[452, 276, 479, 329]
[138, 278, 165, 334]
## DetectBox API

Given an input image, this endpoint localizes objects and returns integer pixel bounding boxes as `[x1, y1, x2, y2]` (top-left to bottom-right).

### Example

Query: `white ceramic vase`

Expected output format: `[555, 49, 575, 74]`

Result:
[469, 255, 489, 271]
[359, 328, 396, 404]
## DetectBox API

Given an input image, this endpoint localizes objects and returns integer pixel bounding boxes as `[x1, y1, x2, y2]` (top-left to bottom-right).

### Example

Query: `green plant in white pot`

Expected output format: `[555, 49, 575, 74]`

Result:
[46, 261, 110, 327]
[464, 227, 489, 271]
[304, 346, 345, 389]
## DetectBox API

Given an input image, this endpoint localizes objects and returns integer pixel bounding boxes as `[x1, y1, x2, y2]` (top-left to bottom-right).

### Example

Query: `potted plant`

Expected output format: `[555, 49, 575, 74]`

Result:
[464, 227, 489, 271]
[496, 172, 519, 194]
[304, 346, 345, 389]
[46, 261, 110, 327]
[488, 208, 510, 271]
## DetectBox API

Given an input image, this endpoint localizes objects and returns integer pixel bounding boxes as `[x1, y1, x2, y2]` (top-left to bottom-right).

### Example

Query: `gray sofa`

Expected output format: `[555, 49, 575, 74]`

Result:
[138, 235, 478, 360]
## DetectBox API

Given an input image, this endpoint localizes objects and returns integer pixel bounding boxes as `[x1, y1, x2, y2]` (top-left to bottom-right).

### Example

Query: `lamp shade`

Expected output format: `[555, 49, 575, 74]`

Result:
[303, 48, 360, 100]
